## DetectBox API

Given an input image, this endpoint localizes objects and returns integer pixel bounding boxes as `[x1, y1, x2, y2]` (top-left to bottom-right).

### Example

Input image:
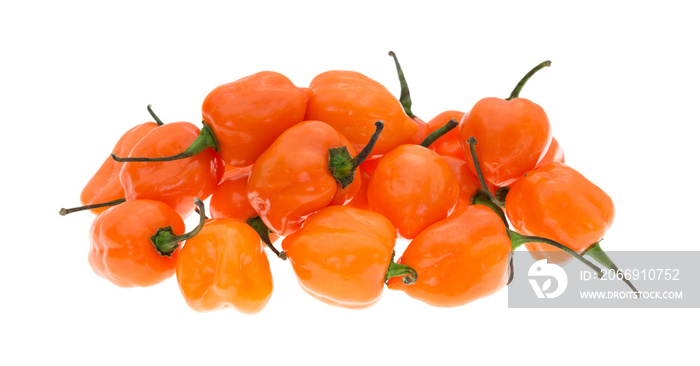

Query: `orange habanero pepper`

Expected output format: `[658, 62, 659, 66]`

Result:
[176, 219, 273, 313]
[387, 205, 511, 307]
[306, 70, 417, 157]
[460, 61, 553, 187]
[60, 105, 164, 216]
[282, 205, 416, 309]
[88, 198, 205, 288]
[112, 121, 224, 217]
[388, 204, 604, 307]
[507, 162, 612, 262]
[202, 71, 312, 167]
[367, 120, 460, 239]
[505, 162, 638, 292]
[247, 120, 383, 236]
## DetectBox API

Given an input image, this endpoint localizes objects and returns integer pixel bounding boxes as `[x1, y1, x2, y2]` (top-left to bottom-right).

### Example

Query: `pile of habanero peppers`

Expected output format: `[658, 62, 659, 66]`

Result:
[60, 52, 638, 313]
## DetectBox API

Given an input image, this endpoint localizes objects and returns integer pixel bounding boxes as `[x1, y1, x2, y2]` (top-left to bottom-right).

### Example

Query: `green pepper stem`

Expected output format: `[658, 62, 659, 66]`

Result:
[419, 118, 458, 148]
[471, 191, 509, 230]
[111, 122, 218, 162]
[507, 252, 515, 285]
[350, 121, 384, 170]
[151, 198, 206, 257]
[59, 198, 126, 216]
[246, 216, 286, 260]
[467, 136, 504, 207]
[385, 251, 417, 285]
[194, 206, 209, 220]
[388, 51, 415, 118]
[585, 241, 639, 295]
[147, 104, 164, 126]
[508, 229, 603, 277]
[506, 60, 551, 100]
[328, 121, 384, 188]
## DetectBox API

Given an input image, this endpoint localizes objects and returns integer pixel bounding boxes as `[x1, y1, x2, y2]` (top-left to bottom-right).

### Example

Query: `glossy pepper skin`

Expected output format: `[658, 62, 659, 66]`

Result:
[507, 162, 614, 264]
[202, 71, 312, 167]
[404, 116, 430, 145]
[81, 122, 159, 214]
[209, 167, 281, 248]
[247, 121, 361, 236]
[534, 137, 564, 169]
[282, 206, 397, 309]
[440, 156, 483, 212]
[306, 70, 417, 157]
[345, 169, 371, 210]
[460, 97, 551, 187]
[460, 61, 553, 187]
[427, 110, 467, 160]
[359, 157, 381, 176]
[209, 166, 254, 221]
[176, 219, 273, 313]
[119, 122, 224, 217]
[520, 137, 566, 260]
[89, 199, 185, 287]
[387, 205, 511, 307]
[222, 162, 250, 179]
[367, 144, 459, 239]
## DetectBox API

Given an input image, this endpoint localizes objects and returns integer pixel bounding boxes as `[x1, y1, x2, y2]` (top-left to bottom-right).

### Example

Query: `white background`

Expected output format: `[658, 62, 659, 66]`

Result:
[2, 1, 699, 365]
